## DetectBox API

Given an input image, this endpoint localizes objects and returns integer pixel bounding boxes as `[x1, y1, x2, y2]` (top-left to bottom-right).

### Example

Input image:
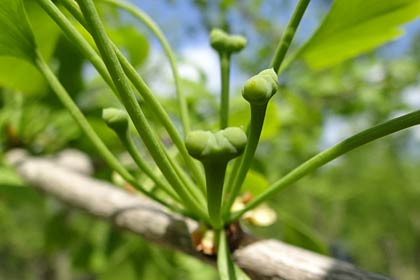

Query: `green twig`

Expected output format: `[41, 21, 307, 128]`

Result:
[270, 0, 310, 74]
[76, 0, 207, 218]
[99, 0, 191, 134]
[223, 105, 266, 215]
[220, 53, 231, 129]
[229, 110, 420, 222]
[59, 0, 206, 192]
[223, 69, 278, 216]
[34, 52, 189, 217]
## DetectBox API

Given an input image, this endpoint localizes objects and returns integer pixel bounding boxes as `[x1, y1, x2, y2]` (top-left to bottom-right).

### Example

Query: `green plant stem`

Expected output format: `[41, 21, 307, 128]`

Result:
[76, 0, 207, 219]
[99, 0, 191, 134]
[220, 52, 231, 129]
[120, 133, 181, 202]
[59, 0, 206, 193]
[270, 0, 310, 74]
[203, 161, 228, 229]
[116, 52, 207, 194]
[229, 110, 420, 222]
[33, 52, 191, 217]
[223, 105, 267, 215]
[216, 229, 235, 280]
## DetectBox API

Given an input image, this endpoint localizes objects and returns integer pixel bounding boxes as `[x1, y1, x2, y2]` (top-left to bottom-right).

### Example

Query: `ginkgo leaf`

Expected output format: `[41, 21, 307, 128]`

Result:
[297, 0, 420, 69]
[0, 1, 60, 94]
[0, 0, 37, 61]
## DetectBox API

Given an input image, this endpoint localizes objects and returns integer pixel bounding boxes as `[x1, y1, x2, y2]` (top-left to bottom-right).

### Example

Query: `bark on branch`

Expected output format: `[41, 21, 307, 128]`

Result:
[5, 149, 391, 280]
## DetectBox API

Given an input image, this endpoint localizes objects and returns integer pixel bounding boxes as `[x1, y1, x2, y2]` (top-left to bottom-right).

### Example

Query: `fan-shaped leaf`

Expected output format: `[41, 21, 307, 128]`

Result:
[0, 0, 36, 61]
[298, 0, 420, 69]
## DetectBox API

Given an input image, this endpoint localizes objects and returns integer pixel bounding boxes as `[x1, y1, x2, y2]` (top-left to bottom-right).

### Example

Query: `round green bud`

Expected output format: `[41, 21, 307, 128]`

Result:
[102, 108, 129, 135]
[242, 68, 279, 105]
[185, 127, 247, 162]
[210, 28, 247, 54]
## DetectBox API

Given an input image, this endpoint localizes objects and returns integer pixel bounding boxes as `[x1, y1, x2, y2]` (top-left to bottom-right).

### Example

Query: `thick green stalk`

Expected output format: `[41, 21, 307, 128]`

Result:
[229, 110, 420, 222]
[34, 52, 189, 217]
[220, 53, 231, 129]
[99, 0, 191, 134]
[76, 0, 207, 218]
[270, 0, 310, 73]
[204, 161, 228, 229]
[59, 0, 206, 192]
[223, 105, 266, 215]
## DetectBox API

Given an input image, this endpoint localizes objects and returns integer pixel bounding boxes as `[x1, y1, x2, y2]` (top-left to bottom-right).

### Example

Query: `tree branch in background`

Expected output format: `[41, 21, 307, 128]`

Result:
[5, 149, 391, 280]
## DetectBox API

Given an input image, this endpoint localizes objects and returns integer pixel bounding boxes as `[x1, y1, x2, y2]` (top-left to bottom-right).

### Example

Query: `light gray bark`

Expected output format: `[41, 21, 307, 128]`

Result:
[5, 149, 392, 280]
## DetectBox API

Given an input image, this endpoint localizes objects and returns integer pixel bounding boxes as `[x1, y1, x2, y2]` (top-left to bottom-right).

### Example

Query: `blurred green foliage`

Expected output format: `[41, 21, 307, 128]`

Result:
[1, 0, 420, 279]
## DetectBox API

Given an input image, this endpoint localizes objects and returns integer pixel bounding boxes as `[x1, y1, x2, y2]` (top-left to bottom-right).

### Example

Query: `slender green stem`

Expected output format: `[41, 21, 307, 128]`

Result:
[229, 110, 420, 222]
[277, 46, 303, 76]
[76, 0, 207, 218]
[120, 133, 181, 202]
[116, 52, 207, 193]
[223, 105, 267, 215]
[203, 161, 228, 229]
[34, 52, 190, 217]
[59, 0, 206, 192]
[220, 53, 231, 129]
[216, 229, 235, 280]
[270, 0, 310, 74]
[99, 0, 191, 134]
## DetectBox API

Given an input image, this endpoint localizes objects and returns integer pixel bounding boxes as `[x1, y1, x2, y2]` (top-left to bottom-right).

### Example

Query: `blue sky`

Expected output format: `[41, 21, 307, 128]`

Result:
[125, 0, 420, 149]
[129, 0, 420, 91]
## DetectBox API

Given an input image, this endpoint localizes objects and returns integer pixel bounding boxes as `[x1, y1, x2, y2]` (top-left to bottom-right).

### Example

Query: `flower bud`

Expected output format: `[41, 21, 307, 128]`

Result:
[185, 127, 247, 162]
[242, 69, 279, 105]
[102, 108, 129, 135]
[210, 28, 247, 54]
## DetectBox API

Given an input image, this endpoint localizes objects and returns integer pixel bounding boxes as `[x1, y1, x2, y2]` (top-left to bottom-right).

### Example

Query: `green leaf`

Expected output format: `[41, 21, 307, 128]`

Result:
[0, 1, 60, 94]
[298, 0, 420, 69]
[217, 230, 250, 280]
[0, 0, 36, 61]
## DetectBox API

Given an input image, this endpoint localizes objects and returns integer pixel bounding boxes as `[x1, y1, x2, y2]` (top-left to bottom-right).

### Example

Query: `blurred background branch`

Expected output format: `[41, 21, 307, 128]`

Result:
[5, 149, 391, 280]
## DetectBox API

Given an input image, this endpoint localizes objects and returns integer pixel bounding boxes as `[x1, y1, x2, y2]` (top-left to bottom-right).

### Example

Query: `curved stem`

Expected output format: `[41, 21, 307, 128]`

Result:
[39, 0, 201, 200]
[229, 110, 420, 222]
[59, 0, 206, 193]
[223, 105, 267, 215]
[219, 53, 231, 129]
[116, 52, 207, 193]
[76, 0, 207, 218]
[34, 52, 189, 217]
[270, 0, 310, 74]
[99, 0, 191, 134]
